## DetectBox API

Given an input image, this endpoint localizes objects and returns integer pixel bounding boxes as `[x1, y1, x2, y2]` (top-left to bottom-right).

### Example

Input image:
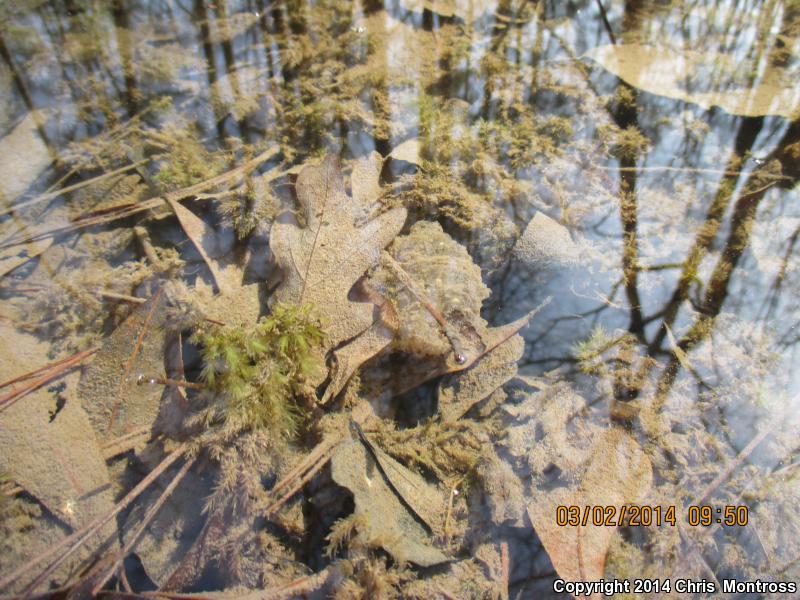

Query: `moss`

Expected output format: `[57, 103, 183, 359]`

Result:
[612, 125, 650, 162]
[194, 303, 325, 439]
[153, 129, 229, 192]
[371, 419, 491, 485]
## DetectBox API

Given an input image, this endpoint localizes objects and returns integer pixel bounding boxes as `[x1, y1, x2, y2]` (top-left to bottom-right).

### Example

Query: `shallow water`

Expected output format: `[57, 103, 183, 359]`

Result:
[1, 0, 799, 597]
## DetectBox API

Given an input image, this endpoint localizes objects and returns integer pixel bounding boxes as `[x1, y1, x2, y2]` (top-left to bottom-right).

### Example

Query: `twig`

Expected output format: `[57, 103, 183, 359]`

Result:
[690, 426, 772, 507]
[0, 444, 188, 596]
[0, 160, 150, 217]
[594, 0, 617, 44]
[262, 444, 337, 517]
[261, 403, 374, 517]
[237, 567, 334, 600]
[100, 426, 152, 460]
[97, 290, 226, 326]
[0, 347, 96, 390]
[0, 348, 97, 413]
[137, 376, 205, 391]
[435, 585, 460, 600]
[596, 165, 791, 180]
[91, 457, 197, 594]
[382, 252, 467, 363]
[1, 147, 280, 249]
[266, 437, 339, 501]
[499, 541, 510, 600]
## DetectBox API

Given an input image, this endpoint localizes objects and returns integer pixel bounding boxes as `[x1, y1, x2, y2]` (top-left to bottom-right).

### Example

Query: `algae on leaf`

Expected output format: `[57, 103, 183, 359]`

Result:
[514, 211, 581, 266]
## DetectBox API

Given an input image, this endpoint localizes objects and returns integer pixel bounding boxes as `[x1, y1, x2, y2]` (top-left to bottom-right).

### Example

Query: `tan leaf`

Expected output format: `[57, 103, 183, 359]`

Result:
[167, 198, 230, 295]
[584, 44, 800, 119]
[438, 333, 524, 422]
[389, 138, 421, 166]
[514, 212, 580, 265]
[270, 153, 406, 394]
[0, 325, 114, 529]
[331, 439, 449, 567]
[0, 325, 117, 593]
[526, 428, 653, 587]
[0, 112, 52, 206]
[79, 290, 169, 439]
[321, 285, 398, 404]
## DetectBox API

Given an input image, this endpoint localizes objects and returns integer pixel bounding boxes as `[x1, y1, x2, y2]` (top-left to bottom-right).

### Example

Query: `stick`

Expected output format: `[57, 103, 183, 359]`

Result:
[0, 348, 97, 412]
[0, 444, 187, 595]
[91, 457, 196, 594]
[262, 445, 336, 517]
[0, 160, 150, 217]
[382, 252, 467, 363]
[691, 426, 772, 507]
[1, 147, 281, 249]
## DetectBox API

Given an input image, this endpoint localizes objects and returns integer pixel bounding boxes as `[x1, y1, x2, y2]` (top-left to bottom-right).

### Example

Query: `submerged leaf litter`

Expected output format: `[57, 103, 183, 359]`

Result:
[1, 0, 799, 598]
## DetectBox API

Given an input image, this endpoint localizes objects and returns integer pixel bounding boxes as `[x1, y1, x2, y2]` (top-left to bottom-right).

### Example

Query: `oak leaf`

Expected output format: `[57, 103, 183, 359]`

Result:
[270, 153, 407, 398]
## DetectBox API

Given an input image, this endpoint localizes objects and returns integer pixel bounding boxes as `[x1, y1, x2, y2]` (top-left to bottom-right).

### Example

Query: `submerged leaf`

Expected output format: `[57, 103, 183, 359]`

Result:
[79, 290, 169, 439]
[514, 212, 580, 266]
[438, 333, 524, 422]
[270, 153, 406, 395]
[0, 326, 116, 593]
[0, 325, 114, 529]
[168, 198, 230, 295]
[121, 462, 212, 587]
[0, 112, 53, 206]
[526, 428, 653, 583]
[584, 44, 800, 119]
[331, 439, 449, 567]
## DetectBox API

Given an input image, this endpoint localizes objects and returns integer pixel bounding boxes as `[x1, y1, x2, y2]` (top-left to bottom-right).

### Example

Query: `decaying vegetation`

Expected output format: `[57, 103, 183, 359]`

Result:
[1, 0, 799, 598]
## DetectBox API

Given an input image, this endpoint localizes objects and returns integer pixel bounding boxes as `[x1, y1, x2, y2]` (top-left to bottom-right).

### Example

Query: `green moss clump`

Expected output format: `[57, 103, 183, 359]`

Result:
[195, 303, 325, 438]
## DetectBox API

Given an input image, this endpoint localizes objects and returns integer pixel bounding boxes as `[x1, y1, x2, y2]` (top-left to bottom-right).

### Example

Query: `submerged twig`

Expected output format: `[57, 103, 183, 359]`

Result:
[0, 347, 97, 413]
[262, 442, 338, 517]
[0, 443, 188, 596]
[382, 252, 467, 363]
[0, 146, 281, 249]
[90, 457, 197, 594]
[0, 159, 150, 218]
[137, 375, 205, 391]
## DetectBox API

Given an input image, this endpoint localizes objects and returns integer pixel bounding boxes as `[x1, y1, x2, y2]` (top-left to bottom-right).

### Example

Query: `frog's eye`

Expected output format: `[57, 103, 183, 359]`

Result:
[454, 353, 467, 365]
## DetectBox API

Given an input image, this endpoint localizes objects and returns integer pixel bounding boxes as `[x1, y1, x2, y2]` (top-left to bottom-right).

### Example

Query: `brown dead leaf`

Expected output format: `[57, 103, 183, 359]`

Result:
[331, 439, 449, 567]
[270, 152, 406, 395]
[526, 428, 653, 586]
[438, 333, 524, 422]
[0, 325, 114, 529]
[584, 44, 800, 119]
[79, 289, 169, 439]
[321, 283, 399, 404]
[0, 112, 53, 206]
[389, 138, 421, 166]
[514, 212, 580, 266]
[167, 198, 230, 295]
[0, 325, 117, 593]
